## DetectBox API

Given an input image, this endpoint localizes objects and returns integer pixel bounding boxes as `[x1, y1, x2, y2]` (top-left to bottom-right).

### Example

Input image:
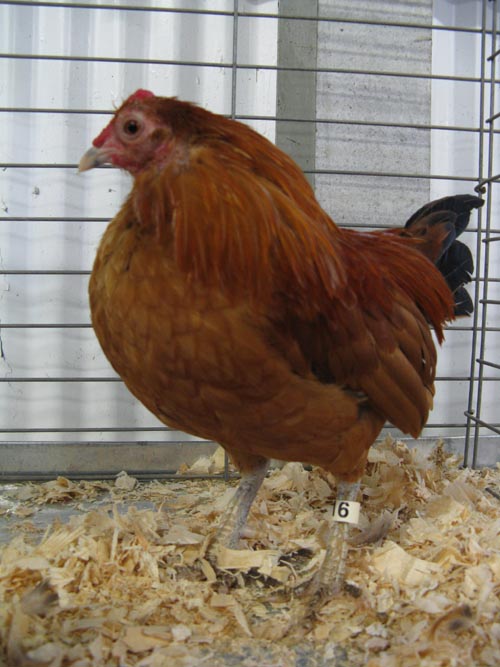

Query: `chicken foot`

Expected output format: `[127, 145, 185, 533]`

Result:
[210, 458, 270, 551]
[310, 480, 361, 597]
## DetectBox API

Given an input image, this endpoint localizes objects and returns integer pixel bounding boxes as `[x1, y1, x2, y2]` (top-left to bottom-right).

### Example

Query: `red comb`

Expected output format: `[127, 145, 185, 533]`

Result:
[127, 89, 155, 103]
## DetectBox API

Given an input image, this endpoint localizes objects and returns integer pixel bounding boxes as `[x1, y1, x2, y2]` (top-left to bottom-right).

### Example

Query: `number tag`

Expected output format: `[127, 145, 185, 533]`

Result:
[333, 500, 360, 524]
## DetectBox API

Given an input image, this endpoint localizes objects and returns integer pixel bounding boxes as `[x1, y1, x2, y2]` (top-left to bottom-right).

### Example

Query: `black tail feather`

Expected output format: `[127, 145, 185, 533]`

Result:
[404, 194, 484, 317]
[453, 286, 474, 317]
[438, 239, 474, 293]
[405, 194, 483, 238]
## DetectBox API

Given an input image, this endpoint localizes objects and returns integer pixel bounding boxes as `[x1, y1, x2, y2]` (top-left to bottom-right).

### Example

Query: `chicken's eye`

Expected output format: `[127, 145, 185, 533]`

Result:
[123, 119, 141, 137]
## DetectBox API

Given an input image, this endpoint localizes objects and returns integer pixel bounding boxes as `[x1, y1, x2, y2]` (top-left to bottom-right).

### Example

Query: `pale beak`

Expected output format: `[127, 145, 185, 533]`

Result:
[78, 146, 110, 172]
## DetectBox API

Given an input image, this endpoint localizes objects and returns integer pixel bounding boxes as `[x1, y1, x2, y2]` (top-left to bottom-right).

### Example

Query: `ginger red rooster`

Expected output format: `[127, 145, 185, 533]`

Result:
[79, 90, 483, 596]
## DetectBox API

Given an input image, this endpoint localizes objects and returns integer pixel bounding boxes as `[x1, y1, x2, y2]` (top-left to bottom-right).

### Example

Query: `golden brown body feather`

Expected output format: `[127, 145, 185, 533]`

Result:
[90, 204, 386, 479]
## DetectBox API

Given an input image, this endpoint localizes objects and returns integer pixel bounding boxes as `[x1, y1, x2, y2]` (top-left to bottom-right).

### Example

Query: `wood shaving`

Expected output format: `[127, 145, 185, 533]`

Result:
[115, 471, 138, 491]
[1, 436, 499, 666]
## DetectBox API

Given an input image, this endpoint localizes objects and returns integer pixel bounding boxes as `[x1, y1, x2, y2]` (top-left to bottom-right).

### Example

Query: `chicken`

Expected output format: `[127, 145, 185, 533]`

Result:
[79, 89, 483, 596]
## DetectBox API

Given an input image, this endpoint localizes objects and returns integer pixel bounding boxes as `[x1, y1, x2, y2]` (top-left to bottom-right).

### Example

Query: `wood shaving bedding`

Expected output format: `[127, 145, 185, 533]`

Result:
[0, 437, 499, 666]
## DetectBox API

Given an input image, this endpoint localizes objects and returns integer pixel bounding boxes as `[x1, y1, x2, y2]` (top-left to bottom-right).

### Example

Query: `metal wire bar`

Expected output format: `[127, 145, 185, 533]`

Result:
[0, 323, 92, 328]
[0, 470, 238, 482]
[488, 47, 500, 61]
[3, 323, 500, 333]
[0, 270, 91, 275]
[0, 107, 115, 114]
[0, 0, 494, 36]
[0, 162, 483, 182]
[466, 413, 500, 437]
[0, 268, 492, 277]
[0, 377, 122, 382]
[267, 117, 500, 135]
[471, 0, 498, 468]
[3, 220, 500, 238]
[309, 169, 479, 181]
[0, 162, 88, 168]
[2, 53, 498, 84]
[0, 471, 236, 482]
[4, 219, 498, 236]
[0, 427, 175, 433]
[476, 173, 500, 190]
[0, 439, 212, 448]
[464, 0, 492, 465]
[3, 420, 497, 434]
[4, 107, 498, 136]
[450, 325, 500, 332]
[230, 0, 239, 121]
[223, 0, 240, 480]
[0, 217, 108, 222]
[486, 487, 500, 501]
[477, 359, 500, 370]
[2, 374, 498, 383]
[0, 423, 493, 437]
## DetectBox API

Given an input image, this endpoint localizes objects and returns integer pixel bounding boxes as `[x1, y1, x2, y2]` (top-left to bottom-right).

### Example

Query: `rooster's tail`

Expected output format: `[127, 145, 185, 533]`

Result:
[402, 194, 484, 316]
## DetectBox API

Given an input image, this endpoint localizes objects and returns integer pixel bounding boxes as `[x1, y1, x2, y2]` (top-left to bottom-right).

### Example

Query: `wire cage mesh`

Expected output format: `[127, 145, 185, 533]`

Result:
[0, 0, 498, 480]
